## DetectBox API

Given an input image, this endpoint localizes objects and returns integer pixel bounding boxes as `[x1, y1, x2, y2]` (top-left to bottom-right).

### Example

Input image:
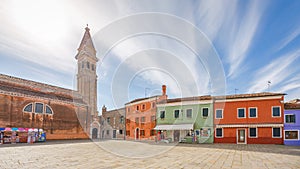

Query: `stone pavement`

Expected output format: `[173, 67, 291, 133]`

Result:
[0, 140, 299, 169]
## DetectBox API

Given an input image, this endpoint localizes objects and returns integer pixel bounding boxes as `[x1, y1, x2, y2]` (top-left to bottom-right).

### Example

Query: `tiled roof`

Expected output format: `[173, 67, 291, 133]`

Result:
[166, 95, 212, 103]
[213, 92, 285, 100]
[0, 74, 85, 105]
[125, 95, 162, 104]
[284, 103, 300, 109]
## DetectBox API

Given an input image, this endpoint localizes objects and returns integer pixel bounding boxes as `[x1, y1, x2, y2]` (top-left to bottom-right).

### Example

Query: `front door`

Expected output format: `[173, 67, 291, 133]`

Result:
[135, 128, 139, 140]
[92, 128, 98, 139]
[173, 130, 180, 142]
[113, 130, 116, 139]
[237, 129, 246, 144]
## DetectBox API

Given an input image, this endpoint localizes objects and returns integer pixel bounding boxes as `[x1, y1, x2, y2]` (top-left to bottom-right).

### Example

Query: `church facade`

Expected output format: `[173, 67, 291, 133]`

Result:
[0, 26, 100, 140]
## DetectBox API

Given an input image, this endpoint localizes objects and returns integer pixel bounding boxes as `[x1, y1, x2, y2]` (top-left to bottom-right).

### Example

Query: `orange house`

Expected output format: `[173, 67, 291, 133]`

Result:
[214, 93, 285, 144]
[125, 85, 167, 140]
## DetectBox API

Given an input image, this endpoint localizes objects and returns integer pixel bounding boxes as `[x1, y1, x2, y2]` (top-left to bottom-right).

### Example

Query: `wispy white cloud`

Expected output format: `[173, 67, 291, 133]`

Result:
[247, 49, 300, 93]
[274, 26, 300, 52]
[226, 0, 267, 78]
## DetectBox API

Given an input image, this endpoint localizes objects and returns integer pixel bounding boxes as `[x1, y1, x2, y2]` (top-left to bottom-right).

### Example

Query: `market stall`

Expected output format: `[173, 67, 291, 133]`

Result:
[3, 128, 12, 144]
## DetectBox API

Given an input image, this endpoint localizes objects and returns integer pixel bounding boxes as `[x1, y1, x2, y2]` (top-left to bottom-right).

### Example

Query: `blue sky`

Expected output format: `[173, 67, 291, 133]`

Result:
[0, 0, 300, 113]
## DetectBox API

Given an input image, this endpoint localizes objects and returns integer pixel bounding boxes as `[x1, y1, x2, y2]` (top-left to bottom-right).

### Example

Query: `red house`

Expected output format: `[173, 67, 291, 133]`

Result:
[214, 93, 285, 144]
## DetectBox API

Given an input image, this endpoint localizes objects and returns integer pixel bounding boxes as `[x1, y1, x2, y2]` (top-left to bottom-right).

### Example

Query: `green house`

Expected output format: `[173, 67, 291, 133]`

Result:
[155, 96, 213, 143]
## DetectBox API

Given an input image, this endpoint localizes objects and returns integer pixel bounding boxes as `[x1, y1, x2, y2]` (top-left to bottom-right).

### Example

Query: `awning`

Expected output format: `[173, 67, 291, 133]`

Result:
[154, 124, 193, 130]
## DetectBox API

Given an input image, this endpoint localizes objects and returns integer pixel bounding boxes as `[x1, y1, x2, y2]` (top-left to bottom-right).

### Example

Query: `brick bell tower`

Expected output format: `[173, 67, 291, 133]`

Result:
[75, 25, 98, 118]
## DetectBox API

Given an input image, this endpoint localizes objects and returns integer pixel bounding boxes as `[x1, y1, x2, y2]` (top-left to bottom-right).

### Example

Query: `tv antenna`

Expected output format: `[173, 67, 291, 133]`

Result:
[267, 81, 271, 92]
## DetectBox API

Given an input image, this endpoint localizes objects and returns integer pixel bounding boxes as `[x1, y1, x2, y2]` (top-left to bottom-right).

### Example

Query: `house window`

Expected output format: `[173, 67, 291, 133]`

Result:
[119, 130, 123, 134]
[216, 128, 223, 138]
[142, 104, 145, 110]
[186, 109, 192, 118]
[272, 106, 281, 117]
[285, 130, 299, 140]
[272, 127, 281, 138]
[151, 115, 156, 122]
[106, 130, 109, 135]
[202, 108, 209, 118]
[87, 62, 90, 69]
[135, 117, 139, 124]
[24, 103, 33, 112]
[237, 108, 245, 118]
[92, 64, 95, 71]
[137, 105, 139, 111]
[249, 107, 257, 118]
[82, 62, 84, 68]
[35, 103, 44, 113]
[160, 111, 165, 119]
[120, 116, 124, 124]
[127, 107, 130, 112]
[285, 114, 296, 123]
[174, 110, 180, 118]
[249, 128, 257, 138]
[107, 117, 110, 123]
[216, 109, 223, 119]
[150, 130, 156, 136]
[140, 130, 145, 136]
[126, 130, 130, 136]
[141, 116, 145, 123]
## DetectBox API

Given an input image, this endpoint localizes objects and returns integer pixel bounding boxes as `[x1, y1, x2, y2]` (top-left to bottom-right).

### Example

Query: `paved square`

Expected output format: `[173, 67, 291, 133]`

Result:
[0, 140, 300, 168]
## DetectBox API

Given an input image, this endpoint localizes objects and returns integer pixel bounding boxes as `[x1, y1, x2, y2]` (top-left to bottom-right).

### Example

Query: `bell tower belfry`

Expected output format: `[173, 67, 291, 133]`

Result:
[75, 25, 98, 117]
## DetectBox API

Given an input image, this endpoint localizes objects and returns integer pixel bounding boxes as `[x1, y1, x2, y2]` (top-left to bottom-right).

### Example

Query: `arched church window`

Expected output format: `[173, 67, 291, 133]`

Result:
[45, 105, 53, 114]
[23, 102, 54, 115]
[87, 62, 90, 69]
[24, 103, 33, 112]
[35, 103, 44, 113]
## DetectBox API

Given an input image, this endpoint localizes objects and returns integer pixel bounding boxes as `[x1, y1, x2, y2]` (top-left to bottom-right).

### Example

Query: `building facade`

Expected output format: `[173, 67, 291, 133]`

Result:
[0, 74, 89, 140]
[214, 93, 285, 144]
[0, 26, 100, 140]
[125, 85, 167, 140]
[155, 96, 213, 143]
[100, 106, 125, 139]
[284, 99, 300, 146]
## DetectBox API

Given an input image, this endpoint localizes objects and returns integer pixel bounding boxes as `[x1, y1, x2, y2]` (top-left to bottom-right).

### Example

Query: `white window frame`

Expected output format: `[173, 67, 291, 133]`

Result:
[202, 107, 209, 118]
[215, 109, 223, 119]
[215, 128, 223, 138]
[34, 102, 44, 114]
[284, 130, 299, 140]
[237, 108, 246, 118]
[23, 103, 33, 113]
[186, 109, 193, 118]
[272, 106, 281, 117]
[272, 127, 282, 138]
[285, 114, 296, 123]
[248, 107, 257, 118]
[248, 127, 258, 138]
[45, 105, 54, 115]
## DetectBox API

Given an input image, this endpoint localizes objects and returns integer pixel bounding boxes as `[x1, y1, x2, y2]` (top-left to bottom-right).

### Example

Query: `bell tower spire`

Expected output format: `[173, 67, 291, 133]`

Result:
[76, 25, 98, 117]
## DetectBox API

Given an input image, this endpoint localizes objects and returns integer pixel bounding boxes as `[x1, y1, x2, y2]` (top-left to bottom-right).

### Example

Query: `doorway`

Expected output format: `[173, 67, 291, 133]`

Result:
[237, 129, 246, 144]
[113, 130, 116, 139]
[92, 128, 98, 139]
[135, 128, 139, 140]
[173, 130, 180, 142]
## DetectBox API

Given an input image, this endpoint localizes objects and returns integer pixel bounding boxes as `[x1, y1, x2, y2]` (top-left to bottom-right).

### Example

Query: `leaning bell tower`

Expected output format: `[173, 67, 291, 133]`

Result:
[75, 25, 98, 117]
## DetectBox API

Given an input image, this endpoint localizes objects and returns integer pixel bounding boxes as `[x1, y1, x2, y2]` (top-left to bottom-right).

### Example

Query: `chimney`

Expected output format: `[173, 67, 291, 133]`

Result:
[162, 85, 166, 96]
[102, 105, 107, 113]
